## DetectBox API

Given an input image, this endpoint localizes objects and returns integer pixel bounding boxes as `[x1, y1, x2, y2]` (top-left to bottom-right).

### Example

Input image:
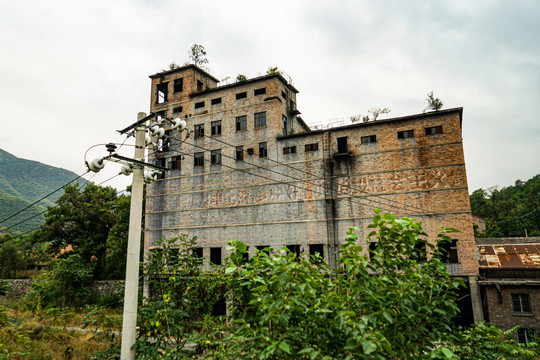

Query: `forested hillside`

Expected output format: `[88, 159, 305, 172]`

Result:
[0, 149, 86, 234]
[470, 174, 540, 237]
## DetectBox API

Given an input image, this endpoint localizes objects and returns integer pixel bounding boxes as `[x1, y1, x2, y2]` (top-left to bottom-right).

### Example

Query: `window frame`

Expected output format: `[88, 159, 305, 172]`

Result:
[211, 120, 222, 136]
[236, 115, 247, 131]
[425, 125, 443, 135]
[254, 111, 267, 128]
[211, 97, 222, 105]
[194, 124, 205, 139]
[173, 78, 183, 93]
[210, 149, 222, 165]
[361, 135, 377, 144]
[512, 293, 532, 314]
[259, 142, 268, 158]
[305, 143, 319, 152]
[283, 146, 297, 155]
[194, 152, 204, 167]
[337, 136, 348, 153]
[194, 101, 205, 109]
[398, 130, 415, 139]
[236, 92, 247, 100]
[254, 88, 266, 96]
[236, 146, 244, 161]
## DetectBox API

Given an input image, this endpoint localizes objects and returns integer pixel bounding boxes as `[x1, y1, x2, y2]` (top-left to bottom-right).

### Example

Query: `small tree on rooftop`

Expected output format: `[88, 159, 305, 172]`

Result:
[425, 91, 444, 112]
[189, 44, 209, 69]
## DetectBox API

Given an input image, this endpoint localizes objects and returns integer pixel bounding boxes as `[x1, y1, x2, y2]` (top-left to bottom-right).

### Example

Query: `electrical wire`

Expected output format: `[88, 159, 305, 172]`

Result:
[0, 171, 90, 226]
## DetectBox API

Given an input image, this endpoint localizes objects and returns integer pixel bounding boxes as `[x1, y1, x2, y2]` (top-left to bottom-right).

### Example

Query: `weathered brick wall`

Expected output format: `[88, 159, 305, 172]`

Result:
[144, 65, 476, 276]
[484, 286, 540, 331]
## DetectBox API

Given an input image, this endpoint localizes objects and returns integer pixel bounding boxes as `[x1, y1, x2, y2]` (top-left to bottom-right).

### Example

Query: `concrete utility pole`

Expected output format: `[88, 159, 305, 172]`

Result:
[120, 112, 147, 360]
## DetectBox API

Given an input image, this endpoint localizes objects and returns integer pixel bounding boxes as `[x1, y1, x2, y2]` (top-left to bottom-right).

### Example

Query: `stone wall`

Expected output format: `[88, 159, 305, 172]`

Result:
[2, 279, 124, 298]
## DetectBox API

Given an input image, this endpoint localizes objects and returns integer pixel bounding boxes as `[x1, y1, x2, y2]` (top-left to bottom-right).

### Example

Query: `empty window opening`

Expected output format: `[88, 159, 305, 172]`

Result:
[211, 149, 222, 165]
[194, 124, 204, 139]
[285, 245, 301, 260]
[305, 143, 319, 152]
[283, 146, 296, 155]
[194, 101, 205, 109]
[236, 92, 247, 100]
[282, 115, 288, 135]
[440, 239, 459, 263]
[210, 247, 222, 265]
[197, 80, 203, 91]
[236, 146, 244, 161]
[236, 115, 247, 131]
[211, 121, 222, 136]
[512, 294, 531, 314]
[337, 137, 348, 153]
[173, 78, 183, 93]
[170, 156, 181, 170]
[155, 158, 166, 179]
[517, 328, 536, 345]
[425, 126, 443, 135]
[193, 247, 203, 264]
[398, 130, 415, 139]
[254, 88, 266, 96]
[211, 97, 222, 105]
[212, 297, 227, 316]
[256, 245, 271, 256]
[156, 82, 169, 104]
[194, 152, 204, 167]
[259, 142, 267, 158]
[412, 240, 427, 262]
[361, 135, 377, 144]
[309, 244, 324, 259]
[173, 106, 182, 114]
[281, 90, 287, 99]
[254, 112, 267, 128]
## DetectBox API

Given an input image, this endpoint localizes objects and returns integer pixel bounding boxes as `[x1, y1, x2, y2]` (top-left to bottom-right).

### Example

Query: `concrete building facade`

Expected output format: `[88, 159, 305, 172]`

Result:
[144, 65, 482, 321]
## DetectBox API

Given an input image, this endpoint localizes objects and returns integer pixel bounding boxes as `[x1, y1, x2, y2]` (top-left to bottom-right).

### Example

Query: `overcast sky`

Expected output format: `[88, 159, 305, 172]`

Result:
[1, 0, 538, 193]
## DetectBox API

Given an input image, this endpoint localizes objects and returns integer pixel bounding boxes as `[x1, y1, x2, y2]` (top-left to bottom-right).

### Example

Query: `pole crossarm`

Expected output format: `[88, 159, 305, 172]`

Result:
[117, 112, 157, 134]
[111, 154, 169, 171]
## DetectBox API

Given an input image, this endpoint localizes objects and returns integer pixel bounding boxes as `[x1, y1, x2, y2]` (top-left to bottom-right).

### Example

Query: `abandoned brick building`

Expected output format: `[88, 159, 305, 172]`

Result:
[477, 237, 540, 344]
[143, 64, 483, 322]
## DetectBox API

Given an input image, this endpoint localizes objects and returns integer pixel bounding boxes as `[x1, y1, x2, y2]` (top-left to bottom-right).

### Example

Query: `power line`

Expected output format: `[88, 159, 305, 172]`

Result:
[0, 173, 122, 235]
[0, 171, 89, 226]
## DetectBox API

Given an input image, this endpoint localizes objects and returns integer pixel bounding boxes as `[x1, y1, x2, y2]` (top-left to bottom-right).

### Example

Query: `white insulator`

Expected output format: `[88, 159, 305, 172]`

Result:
[155, 128, 165, 138]
[144, 171, 159, 183]
[171, 118, 187, 132]
[145, 135, 152, 146]
[88, 158, 105, 172]
[120, 164, 133, 176]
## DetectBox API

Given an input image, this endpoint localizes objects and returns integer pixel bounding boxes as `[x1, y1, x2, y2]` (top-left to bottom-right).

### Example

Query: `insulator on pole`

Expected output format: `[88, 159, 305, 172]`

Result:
[88, 158, 105, 172]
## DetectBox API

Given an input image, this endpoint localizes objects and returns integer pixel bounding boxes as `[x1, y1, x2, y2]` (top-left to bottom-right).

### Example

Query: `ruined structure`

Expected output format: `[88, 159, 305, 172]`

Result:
[144, 64, 483, 322]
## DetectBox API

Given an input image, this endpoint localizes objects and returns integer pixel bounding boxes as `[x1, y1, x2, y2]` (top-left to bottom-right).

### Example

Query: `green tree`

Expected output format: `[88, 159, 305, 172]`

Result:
[0, 234, 26, 278]
[189, 44, 209, 69]
[32, 183, 127, 279]
[425, 91, 444, 111]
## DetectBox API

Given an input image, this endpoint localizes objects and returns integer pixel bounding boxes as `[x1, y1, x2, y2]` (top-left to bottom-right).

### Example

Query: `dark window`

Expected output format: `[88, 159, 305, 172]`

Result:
[254, 112, 267, 128]
[156, 82, 168, 104]
[440, 239, 459, 263]
[211, 97, 222, 105]
[283, 146, 296, 154]
[517, 328, 536, 345]
[259, 142, 267, 158]
[210, 247, 222, 265]
[398, 130, 415, 139]
[236, 115, 247, 131]
[211, 149, 221, 165]
[173, 78, 183, 93]
[211, 121, 222, 136]
[194, 101, 205, 109]
[212, 297, 227, 316]
[285, 245, 301, 259]
[282, 115, 288, 134]
[193, 247, 203, 261]
[197, 80, 203, 91]
[369, 242, 378, 260]
[155, 158, 166, 179]
[412, 240, 427, 262]
[170, 156, 181, 170]
[512, 294, 532, 314]
[337, 137, 348, 153]
[305, 143, 319, 152]
[309, 244, 324, 259]
[194, 124, 204, 139]
[256, 245, 271, 256]
[254, 88, 266, 96]
[281, 90, 287, 99]
[425, 126, 443, 135]
[361, 135, 377, 144]
[173, 106, 182, 114]
[236, 92, 247, 100]
[194, 152, 204, 167]
[236, 146, 244, 161]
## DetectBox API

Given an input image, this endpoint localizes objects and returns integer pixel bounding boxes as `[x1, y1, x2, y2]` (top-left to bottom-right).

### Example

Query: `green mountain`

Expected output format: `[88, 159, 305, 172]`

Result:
[0, 149, 86, 235]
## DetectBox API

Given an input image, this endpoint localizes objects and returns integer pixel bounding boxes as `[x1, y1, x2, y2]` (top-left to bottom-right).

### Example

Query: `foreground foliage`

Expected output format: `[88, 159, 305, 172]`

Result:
[96, 211, 537, 359]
